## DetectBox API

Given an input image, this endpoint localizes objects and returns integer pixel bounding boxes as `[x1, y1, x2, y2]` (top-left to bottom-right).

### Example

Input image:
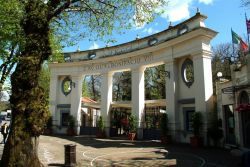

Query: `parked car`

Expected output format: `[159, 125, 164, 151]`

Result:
[6, 113, 11, 121]
[0, 112, 7, 121]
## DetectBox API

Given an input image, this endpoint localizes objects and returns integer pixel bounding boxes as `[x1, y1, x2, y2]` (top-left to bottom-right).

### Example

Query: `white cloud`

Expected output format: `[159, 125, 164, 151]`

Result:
[142, 27, 159, 35]
[199, 0, 213, 5]
[132, 0, 214, 29]
[159, 0, 192, 22]
[159, 0, 214, 22]
[89, 42, 99, 50]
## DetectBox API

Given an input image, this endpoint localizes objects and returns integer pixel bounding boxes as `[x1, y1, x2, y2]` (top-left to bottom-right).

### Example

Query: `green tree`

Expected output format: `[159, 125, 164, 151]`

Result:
[145, 64, 166, 100]
[113, 71, 131, 101]
[211, 43, 243, 93]
[0, 1, 166, 166]
[0, 0, 24, 92]
[82, 78, 90, 98]
[84, 75, 101, 101]
[38, 63, 50, 100]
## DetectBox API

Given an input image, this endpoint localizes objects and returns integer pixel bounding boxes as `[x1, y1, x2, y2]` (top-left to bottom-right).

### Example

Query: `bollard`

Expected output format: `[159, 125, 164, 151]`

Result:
[242, 150, 250, 167]
[64, 144, 76, 167]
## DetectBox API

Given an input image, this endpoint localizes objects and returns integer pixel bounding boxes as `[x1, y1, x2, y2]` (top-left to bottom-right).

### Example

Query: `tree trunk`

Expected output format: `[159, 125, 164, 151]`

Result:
[0, 2, 51, 167]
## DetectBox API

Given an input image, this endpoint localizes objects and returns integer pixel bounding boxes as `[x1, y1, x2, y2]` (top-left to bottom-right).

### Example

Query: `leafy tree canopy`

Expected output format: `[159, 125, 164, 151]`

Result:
[0, 1, 168, 166]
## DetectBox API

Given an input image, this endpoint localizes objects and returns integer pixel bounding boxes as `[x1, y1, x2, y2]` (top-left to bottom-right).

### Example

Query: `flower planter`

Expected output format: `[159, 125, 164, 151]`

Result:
[67, 128, 76, 136]
[96, 130, 106, 138]
[128, 132, 136, 141]
[161, 135, 172, 144]
[190, 136, 203, 147]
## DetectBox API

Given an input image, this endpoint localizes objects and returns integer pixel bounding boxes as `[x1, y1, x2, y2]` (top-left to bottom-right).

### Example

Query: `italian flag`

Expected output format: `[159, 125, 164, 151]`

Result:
[231, 29, 249, 52]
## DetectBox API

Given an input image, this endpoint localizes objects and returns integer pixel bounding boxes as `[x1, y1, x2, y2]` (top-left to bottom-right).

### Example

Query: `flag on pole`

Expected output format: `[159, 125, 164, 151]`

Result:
[231, 29, 241, 44]
[246, 19, 250, 34]
[231, 29, 249, 52]
[240, 39, 249, 52]
[240, 39, 248, 52]
[246, 14, 250, 34]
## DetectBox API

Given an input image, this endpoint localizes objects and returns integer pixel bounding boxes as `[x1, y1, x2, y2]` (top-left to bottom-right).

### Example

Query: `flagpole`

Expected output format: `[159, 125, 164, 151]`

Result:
[231, 28, 236, 61]
[245, 13, 250, 50]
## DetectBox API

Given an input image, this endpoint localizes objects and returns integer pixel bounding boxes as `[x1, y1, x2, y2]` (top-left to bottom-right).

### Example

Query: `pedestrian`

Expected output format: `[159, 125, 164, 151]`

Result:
[1, 123, 9, 144]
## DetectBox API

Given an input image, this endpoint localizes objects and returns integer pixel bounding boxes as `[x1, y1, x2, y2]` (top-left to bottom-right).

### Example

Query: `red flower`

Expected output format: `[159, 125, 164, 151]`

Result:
[236, 103, 250, 112]
[121, 118, 129, 126]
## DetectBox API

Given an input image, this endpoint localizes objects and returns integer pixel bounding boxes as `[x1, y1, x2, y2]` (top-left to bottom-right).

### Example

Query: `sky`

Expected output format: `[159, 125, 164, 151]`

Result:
[63, 0, 250, 53]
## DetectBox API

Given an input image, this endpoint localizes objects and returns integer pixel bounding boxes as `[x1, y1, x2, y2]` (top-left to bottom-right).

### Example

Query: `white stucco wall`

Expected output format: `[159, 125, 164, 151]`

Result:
[49, 12, 217, 143]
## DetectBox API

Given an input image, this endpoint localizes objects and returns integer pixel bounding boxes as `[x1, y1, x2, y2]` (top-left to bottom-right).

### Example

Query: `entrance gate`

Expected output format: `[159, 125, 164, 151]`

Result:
[49, 12, 217, 144]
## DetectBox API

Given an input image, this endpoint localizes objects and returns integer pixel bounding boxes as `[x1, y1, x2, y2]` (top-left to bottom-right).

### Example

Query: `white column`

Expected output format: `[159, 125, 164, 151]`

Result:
[49, 74, 58, 127]
[165, 61, 179, 140]
[70, 75, 83, 135]
[132, 66, 145, 139]
[193, 53, 213, 144]
[101, 72, 113, 137]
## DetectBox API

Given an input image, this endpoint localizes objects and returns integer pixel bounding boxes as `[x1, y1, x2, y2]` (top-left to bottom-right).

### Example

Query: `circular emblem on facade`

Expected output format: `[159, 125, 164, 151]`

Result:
[88, 52, 96, 59]
[61, 77, 72, 96]
[177, 25, 188, 35]
[181, 58, 194, 88]
[148, 37, 158, 46]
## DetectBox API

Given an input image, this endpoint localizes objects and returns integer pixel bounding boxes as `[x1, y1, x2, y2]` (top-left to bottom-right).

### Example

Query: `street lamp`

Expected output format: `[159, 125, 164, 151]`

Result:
[217, 72, 223, 79]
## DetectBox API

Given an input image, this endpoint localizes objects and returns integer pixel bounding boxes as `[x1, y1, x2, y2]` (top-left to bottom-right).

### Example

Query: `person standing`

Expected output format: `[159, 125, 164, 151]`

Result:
[1, 123, 9, 144]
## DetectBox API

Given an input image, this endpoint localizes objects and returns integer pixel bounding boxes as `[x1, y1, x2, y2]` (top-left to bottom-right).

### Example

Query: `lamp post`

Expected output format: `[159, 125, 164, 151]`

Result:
[217, 72, 223, 82]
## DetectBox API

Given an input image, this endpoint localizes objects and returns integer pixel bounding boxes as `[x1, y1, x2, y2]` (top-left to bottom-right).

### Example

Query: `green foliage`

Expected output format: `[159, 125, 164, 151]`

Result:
[113, 71, 131, 101]
[50, 0, 166, 46]
[0, 102, 10, 111]
[128, 114, 137, 133]
[145, 64, 166, 100]
[0, 0, 168, 165]
[38, 63, 50, 99]
[0, 0, 24, 91]
[48, 34, 64, 63]
[84, 75, 101, 101]
[160, 113, 168, 136]
[67, 115, 75, 129]
[191, 112, 203, 137]
[97, 116, 104, 131]
[82, 78, 90, 97]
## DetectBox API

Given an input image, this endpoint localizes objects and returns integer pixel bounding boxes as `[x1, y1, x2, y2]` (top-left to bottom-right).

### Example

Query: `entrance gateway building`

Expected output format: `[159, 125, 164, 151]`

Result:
[49, 11, 217, 144]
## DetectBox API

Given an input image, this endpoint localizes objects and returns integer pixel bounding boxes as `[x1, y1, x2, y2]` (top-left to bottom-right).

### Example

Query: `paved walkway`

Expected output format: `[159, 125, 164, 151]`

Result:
[0, 135, 242, 167]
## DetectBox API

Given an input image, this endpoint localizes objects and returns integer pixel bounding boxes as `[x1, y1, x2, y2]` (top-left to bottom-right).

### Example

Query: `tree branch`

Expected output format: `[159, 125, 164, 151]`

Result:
[48, 0, 79, 21]
[95, 0, 117, 9]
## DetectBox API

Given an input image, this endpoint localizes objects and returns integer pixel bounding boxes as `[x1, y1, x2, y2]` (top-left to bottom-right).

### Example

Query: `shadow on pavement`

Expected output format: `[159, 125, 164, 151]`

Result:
[48, 163, 64, 167]
[43, 134, 242, 167]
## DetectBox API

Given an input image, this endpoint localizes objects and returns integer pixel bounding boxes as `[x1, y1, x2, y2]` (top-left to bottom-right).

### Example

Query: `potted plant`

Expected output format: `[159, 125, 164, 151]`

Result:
[190, 112, 203, 147]
[160, 113, 171, 144]
[208, 114, 223, 147]
[67, 115, 76, 136]
[128, 114, 137, 141]
[96, 116, 105, 138]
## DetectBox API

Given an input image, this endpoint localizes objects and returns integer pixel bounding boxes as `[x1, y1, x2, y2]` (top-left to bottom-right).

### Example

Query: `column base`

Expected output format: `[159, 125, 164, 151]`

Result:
[105, 127, 110, 137]
[137, 128, 143, 140]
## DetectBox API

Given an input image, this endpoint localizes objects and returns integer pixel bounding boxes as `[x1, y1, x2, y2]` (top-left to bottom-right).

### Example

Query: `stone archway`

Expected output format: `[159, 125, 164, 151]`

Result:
[49, 12, 217, 143]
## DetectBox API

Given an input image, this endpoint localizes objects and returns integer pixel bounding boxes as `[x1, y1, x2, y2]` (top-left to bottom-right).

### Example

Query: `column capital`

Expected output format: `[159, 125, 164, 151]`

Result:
[101, 71, 114, 77]
[131, 66, 146, 73]
[164, 59, 176, 66]
[191, 50, 213, 60]
[71, 75, 83, 80]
